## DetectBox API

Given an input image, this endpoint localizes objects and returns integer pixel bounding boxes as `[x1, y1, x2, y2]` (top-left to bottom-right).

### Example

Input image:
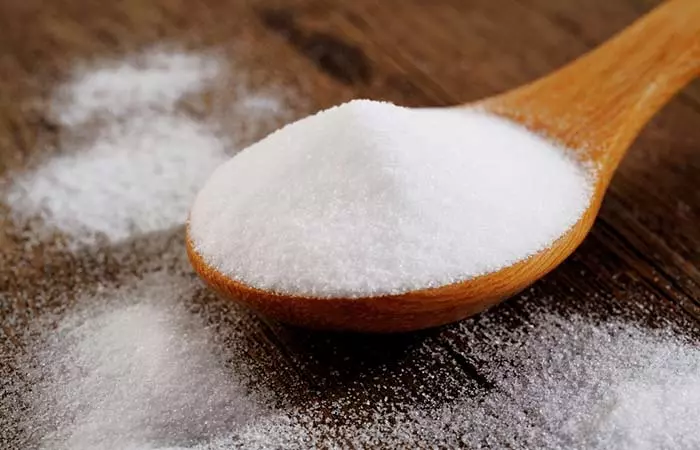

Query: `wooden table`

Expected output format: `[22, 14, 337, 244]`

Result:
[1, 0, 698, 448]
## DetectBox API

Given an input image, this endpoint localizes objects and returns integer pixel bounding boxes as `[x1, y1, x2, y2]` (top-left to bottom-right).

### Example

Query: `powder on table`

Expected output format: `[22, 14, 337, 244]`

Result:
[189, 99, 594, 298]
[3, 48, 293, 247]
[54, 50, 220, 126]
[193, 314, 700, 450]
[7, 115, 227, 245]
[23, 272, 266, 450]
[2, 41, 694, 450]
[15, 272, 700, 450]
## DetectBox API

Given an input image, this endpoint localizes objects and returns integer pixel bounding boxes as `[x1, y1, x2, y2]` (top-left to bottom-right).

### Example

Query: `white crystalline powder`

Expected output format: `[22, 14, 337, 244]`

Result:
[23, 289, 699, 450]
[207, 315, 700, 450]
[55, 50, 220, 126]
[7, 115, 227, 244]
[2, 42, 696, 450]
[9, 259, 699, 450]
[3, 48, 293, 246]
[190, 100, 594, 297]
[26, 272, 264, 450]
[588, 375, 700, 449]
[473, 315, 700, 450]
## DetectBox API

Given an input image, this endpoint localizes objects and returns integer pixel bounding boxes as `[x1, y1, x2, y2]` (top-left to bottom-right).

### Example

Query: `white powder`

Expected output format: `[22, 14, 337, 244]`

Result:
[202, 314, 700, 450]
[588, 375, 700, 449]
[7, 115, 227, 244]
[55, 50, 220, 126]
[3, 48, 293, 246]
[470, 315, 700, 450]
[24, 272, 266, 450]
[190, 100, 594, 297]
[16, 281, 700, 450]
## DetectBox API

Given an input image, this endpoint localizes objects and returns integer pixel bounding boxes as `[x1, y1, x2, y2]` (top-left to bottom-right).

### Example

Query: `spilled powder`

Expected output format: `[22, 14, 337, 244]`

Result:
[190, 99, 594, 297]
[6, 115, 226, 244]
[26, 273, 262, 450]
[54, 50, 220, 127]
[3, 48, 292, 246]
[214, 313, 700, 450]
[11, 271, 700, 450]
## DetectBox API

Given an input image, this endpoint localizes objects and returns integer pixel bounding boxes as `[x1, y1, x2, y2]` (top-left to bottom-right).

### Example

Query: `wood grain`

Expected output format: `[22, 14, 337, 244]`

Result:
[1, 0, 699, 446]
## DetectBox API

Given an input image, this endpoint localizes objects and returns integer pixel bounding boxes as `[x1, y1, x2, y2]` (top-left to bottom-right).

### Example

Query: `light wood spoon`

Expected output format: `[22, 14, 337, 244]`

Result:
[187, 0, 699, 332]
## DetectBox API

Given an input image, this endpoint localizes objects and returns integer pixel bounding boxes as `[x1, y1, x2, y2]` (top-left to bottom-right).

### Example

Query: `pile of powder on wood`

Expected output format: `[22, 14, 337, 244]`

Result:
[3, 49, 292, 246]
[53, 49, 220, 126]
[6, 115, 226, 244]
[11, 271, 700, 450]
[19, 272, 267, 450]
[189, 99, 594, 297]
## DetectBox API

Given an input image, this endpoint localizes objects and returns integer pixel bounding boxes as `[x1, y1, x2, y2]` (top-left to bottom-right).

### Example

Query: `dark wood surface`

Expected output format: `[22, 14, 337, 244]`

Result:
[0, 0, 698, 448]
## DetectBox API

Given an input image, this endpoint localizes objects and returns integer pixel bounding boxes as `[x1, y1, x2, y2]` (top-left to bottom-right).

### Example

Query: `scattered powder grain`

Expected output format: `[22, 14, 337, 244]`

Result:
[54, 50, 220, 126]
[3, 48, 293, 246]
[23, 272, 265, 450]
[190, 100, 594, 297]
[15, 276, 700, 450]
[7, 115, 227, 244]
[209, 314, 700, 450]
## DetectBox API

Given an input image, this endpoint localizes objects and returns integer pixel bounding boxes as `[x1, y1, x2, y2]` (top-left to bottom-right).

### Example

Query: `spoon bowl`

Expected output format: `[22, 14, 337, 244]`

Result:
[187, 0, 699, 332]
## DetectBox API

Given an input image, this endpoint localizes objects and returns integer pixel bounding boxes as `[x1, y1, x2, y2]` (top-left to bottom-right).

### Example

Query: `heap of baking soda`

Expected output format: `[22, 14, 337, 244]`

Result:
[190, 100, 594, 297]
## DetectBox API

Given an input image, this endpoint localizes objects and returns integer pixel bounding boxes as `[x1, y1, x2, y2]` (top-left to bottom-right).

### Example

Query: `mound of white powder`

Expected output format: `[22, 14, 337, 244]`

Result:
[22, 272, 265, 450]
[190, 100, 594, 297]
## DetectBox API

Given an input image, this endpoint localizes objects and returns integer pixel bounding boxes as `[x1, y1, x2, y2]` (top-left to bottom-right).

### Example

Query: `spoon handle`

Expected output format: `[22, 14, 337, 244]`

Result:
[481, 0, 700, 178]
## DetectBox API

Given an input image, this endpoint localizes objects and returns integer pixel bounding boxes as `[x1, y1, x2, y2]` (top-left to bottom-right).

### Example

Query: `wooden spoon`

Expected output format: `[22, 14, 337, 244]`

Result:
[187, 0, 699, 332]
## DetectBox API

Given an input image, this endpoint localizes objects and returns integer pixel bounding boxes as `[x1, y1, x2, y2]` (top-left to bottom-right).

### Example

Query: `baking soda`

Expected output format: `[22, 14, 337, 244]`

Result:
[7, 115, 227, 245]
[21, 272, 266, 450]
[217, 314, 700, 450]
[13, 277, 700, 449]
[54, 50, 220, 126]
[190, 100, 594, 297]
[3, 49, 292, 246]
